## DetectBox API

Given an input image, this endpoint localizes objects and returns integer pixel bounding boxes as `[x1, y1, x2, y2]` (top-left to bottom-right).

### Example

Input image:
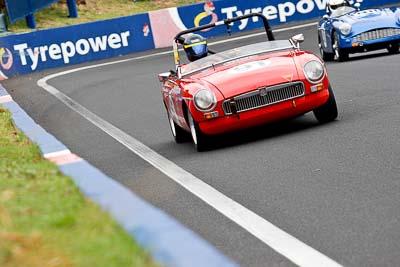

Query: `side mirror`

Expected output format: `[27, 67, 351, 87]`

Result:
[169, 69, 176, 76]
[158, 72, 171, 83]
[323, 14, 329, 20]
[354, 3, 361, 9]
[290, 34, 305, 49]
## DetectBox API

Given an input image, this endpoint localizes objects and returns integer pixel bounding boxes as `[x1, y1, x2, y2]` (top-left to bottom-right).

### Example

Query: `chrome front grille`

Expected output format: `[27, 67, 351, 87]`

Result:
[353, 28, 400, 42]
[222, 82, 305, 115]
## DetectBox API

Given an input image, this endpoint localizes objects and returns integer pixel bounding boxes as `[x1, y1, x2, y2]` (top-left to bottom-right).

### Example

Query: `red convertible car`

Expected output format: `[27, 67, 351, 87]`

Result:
[159, 13, 338, 151]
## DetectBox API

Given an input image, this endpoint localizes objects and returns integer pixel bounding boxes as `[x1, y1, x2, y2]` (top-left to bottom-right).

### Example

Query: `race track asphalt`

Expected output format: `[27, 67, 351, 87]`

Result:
[3, 23, 400, 267]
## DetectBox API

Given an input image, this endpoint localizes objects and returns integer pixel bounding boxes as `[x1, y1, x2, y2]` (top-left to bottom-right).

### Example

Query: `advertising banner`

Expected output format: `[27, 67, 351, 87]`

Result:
[0, 13, 154, 78]
[150, 0, 400, 48]
[172, 0, 400, 39]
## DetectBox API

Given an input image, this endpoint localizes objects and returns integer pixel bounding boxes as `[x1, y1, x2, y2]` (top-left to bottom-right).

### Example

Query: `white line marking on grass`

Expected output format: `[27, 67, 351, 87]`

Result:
[37, 22, 342, 267]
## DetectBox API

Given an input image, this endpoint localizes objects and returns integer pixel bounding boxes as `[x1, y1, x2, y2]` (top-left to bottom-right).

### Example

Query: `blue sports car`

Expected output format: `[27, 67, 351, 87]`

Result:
[318, 0, 400, 61]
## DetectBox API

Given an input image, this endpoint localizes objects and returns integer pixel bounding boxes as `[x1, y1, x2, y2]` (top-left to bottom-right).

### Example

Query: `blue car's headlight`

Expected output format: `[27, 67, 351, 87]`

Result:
[339, 23, 352, 36]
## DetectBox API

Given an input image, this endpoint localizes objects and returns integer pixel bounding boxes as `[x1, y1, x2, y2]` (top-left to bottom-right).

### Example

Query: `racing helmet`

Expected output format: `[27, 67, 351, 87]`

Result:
[328, 0, 349, 10]
[183, 34, 208, 62]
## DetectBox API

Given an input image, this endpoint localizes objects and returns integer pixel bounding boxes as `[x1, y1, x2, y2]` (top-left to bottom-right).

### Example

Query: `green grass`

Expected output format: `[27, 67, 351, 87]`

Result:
[0, 106, 160, 267]
[0, 1, 206, 265]
[5, 0, 205, 32]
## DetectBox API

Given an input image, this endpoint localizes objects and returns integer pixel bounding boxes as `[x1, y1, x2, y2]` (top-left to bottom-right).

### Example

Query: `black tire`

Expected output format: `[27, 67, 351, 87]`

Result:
[333, 32, 349, 62]
[313, 85, 338, 123]
[187, 110, 208, 152]
[168, 113, 188, 143]
[319, 36, 334, 61]
[387, 43, 399, 54]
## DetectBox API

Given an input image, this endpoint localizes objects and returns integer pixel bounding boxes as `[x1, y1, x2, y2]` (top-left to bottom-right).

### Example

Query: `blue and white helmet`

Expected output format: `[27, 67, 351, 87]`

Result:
[328, 0, 350, 10]
[183, 34, 208, 62]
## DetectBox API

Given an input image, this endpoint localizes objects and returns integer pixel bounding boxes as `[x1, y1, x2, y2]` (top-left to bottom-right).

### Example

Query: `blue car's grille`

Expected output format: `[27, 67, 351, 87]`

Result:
[353, 28, 400, 42]
[222, 82, 305, 115]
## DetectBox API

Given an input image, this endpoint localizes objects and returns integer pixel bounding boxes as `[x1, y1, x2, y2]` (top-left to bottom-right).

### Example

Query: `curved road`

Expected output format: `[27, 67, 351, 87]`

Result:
[4, 24, 400, 267]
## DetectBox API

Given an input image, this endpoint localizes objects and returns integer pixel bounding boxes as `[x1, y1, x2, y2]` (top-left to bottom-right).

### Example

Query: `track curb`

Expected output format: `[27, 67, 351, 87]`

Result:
[0, 84, 238, 267]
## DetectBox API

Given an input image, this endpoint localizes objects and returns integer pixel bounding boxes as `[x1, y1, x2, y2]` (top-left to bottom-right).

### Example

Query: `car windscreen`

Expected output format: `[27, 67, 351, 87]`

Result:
[180, 40, 292, 76]
[331, 6, 356, 17]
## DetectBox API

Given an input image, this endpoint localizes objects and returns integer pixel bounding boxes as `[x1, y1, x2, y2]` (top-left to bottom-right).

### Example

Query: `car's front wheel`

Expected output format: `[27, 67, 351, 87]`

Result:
[387, 43, 399, 54]
[319, 36, 334, 61]
[333, 32, 349, 62]
[313, 85, 338, 123]
[168, 113, 188, 143]
[187, 110, 208, 152]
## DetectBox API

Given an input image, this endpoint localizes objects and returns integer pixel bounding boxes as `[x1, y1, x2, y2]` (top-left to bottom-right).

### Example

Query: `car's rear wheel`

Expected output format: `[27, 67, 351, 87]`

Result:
[319, 36, 334, 61]
[168, 113, 188, 143]
[313, 85, 338, 123]
[333, 32, 349, 62]
[387, 43, 399, 54]
[187, 110, 208, 152]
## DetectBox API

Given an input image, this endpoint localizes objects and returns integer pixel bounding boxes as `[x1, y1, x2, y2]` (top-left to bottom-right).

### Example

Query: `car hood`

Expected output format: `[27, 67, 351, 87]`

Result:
[196, 53, 300, 98]
[335, 8, 400, 33]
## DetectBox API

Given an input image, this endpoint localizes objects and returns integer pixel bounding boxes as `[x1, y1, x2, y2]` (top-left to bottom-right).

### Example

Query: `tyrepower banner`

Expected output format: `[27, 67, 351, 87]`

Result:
[150, 0, 400, 48]
[0, 13, 154, 79]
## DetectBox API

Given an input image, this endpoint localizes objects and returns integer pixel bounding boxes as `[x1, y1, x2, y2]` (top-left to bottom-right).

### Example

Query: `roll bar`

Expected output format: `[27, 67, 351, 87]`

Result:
[173, 13, 275, 67]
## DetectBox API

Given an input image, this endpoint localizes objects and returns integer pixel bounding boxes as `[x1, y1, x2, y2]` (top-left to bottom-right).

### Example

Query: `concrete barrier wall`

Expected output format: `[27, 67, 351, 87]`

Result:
[0, 0, 399, 78]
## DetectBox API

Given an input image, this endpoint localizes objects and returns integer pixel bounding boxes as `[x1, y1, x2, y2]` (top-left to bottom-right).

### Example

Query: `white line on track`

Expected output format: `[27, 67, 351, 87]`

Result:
[37, 21, 342, 267]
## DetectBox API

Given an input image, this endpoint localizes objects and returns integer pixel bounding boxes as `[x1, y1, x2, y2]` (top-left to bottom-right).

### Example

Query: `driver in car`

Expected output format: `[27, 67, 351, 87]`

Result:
[328, 0, 351, 13]
[183, 34, 209, 62]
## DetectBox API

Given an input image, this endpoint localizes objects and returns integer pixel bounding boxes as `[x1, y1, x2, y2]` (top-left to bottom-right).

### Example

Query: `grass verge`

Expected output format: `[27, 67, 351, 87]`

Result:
[5, 0, 205, 33]
[0, 1, 205, 265]
[0, 105, 160, 267]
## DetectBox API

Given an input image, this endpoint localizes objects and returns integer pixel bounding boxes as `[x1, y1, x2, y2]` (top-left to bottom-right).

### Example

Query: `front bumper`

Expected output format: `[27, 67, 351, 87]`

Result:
[198, 88, 330, 135]
[340, 30, 400, 52]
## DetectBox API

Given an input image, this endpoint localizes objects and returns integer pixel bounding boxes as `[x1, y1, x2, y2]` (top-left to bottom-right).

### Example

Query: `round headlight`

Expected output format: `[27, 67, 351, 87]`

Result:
[194, 89, 216, 111]
[303, 60, 325, 83]
[339, 23, 352, 35]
